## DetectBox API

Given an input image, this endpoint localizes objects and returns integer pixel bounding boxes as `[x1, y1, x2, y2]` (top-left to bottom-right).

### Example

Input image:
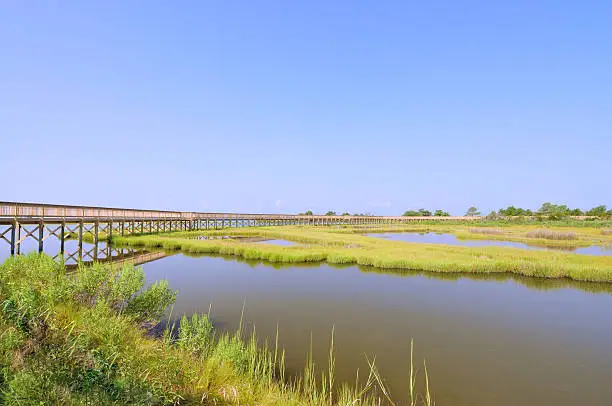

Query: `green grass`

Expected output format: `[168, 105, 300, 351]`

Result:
[0, 254, 434, 405]
[323, 223, 612, 248]
[110, 226, 612, 283]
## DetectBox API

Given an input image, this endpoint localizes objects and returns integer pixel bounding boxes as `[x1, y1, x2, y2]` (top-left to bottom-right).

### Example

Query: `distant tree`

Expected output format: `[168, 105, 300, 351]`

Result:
[569, 208, 584, 216]
[403, 210, 421, 216]
[304, 210, 313, 216]
[499, 206, 532, 216]
[341, 212, 350, 216]
[585, 205, 608, 217]
[465, 206, 480, 216]
[537, 202, 571, 220]
[434, 209, 450, 217]
[486, 210, 498, 220]
[418, 209, 432, 217]
[325, 211, 337, 216]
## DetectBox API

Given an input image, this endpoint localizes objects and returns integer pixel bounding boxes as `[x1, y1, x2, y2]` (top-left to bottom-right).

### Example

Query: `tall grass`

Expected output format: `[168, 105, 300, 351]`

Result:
[0, 254, 434, 405]
[112, 227, 612, 283]
[525, 229, 577, 240]
[468, 228, 504, 235]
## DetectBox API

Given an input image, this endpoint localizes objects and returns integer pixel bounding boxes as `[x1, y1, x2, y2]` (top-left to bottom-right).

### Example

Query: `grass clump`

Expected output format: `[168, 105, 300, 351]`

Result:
[525, 229, 577, 240]
[112, 226, 612, 283]
[468, 228, 504, 235]
[0, 254, 433, 405]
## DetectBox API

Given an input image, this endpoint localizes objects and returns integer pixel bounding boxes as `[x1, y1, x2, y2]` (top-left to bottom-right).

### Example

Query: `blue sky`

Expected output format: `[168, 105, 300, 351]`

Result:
[1, 1, 610, 215]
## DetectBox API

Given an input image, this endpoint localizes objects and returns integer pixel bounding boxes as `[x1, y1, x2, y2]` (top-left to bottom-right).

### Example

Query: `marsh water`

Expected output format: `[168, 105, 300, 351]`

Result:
[191, 236, 299, 246]
[2, 242, 612, 405]
[368, 232, 612, 256]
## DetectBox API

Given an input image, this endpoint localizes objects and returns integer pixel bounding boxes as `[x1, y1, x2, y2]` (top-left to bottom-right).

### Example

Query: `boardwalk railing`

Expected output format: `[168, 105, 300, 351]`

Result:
[0, 201, 479, 257]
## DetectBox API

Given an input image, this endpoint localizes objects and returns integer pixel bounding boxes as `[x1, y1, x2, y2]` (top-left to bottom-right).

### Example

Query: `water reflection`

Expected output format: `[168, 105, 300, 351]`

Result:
[141, 253, 612, 406]
[253, 239, 299, 246]
[367, 232, 612, 256]
[2, 240, 611, 406]
[0, 235, 169, 269]
[190, 235, 298, 246]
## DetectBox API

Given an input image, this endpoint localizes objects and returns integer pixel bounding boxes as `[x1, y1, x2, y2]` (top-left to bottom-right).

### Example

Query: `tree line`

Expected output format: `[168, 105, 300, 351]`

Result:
[490, 203, 611, 219]
[299, 203, 611, 219]
[403, 203, 611, 219]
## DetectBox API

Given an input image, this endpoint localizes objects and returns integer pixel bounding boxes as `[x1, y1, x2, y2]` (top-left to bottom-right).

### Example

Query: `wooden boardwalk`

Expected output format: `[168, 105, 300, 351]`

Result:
[0, 201, 477, 256]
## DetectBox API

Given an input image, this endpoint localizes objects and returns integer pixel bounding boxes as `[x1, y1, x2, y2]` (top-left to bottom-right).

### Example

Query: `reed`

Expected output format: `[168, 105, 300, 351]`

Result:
[468, 227, 504, 235]
[526, 229, 577, 240]
[111, 226, 612, 283]
[0, 254, 434, 405]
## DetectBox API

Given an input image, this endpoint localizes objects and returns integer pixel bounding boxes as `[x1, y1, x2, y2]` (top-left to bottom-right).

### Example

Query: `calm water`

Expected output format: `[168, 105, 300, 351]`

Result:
[191, 236, 299, 246]
[253, 238, 298, 246]
[141, 254, 612, 406]
[368, 232, 612, 256]
[2, 241, 612, 405]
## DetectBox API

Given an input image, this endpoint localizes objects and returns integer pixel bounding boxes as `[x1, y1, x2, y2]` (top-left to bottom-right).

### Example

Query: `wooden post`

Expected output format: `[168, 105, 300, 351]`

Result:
[78, 221, 83, 260]
[38, 221, 44, 253]
[93, 221, 99, 260]
[60, 222, 65, 254]
[16, 223, 21, 255]
[10, 222, 16, 256]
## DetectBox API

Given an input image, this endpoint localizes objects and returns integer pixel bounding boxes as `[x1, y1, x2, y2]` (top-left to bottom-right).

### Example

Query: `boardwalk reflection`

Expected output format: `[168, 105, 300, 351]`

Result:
[64, 246, 170, 270]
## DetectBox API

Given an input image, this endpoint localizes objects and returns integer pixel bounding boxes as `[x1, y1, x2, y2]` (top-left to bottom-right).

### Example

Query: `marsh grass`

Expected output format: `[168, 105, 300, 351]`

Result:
[526, 229, 577, 240]
[0, 254, 433, 405]
[111, 226, 612, 283]
[468, 228, 504, 235]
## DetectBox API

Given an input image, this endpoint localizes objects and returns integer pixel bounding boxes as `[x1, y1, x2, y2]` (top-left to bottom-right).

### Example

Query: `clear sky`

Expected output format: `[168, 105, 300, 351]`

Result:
[1, 1, 610, 215]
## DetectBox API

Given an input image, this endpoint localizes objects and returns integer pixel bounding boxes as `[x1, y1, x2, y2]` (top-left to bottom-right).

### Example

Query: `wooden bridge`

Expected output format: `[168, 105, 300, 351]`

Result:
[0, 201, 478, 257]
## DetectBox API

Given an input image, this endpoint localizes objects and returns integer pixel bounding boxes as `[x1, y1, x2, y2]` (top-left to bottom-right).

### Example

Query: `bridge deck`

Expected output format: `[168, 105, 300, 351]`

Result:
[0, 201, 475, 223]
[0, 201, 478, 258]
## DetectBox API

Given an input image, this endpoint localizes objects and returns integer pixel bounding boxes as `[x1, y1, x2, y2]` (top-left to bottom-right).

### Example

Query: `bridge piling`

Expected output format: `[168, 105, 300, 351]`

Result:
[0, 201, 482, 259]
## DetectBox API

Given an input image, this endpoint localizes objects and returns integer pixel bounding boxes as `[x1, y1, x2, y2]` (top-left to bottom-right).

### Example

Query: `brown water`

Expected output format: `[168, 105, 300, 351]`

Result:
[142, 254, 612, 406]
[368, 232, 612, 256]
[2, 241, 612, 405]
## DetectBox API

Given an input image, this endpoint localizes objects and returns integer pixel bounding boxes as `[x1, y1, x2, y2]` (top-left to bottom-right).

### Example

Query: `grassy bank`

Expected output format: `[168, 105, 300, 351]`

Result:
[110, 226, 612, 283]
[80, 220, 612, 249]
[323, 223, 612, 248]
[0, 254, 433, 405]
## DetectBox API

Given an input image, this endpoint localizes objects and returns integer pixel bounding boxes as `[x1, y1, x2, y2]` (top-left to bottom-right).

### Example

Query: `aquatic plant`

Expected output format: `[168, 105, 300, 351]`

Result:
[0, 254, 435, 405]
[112, 226, 612, 283]
[526, 229, 577, 240]
[468, 227, 504, 235]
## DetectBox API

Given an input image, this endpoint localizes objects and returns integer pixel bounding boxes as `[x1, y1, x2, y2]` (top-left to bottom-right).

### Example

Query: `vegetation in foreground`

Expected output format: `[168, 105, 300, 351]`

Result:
[0, 254, 432, 405]
[110, 225, 612, 283]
